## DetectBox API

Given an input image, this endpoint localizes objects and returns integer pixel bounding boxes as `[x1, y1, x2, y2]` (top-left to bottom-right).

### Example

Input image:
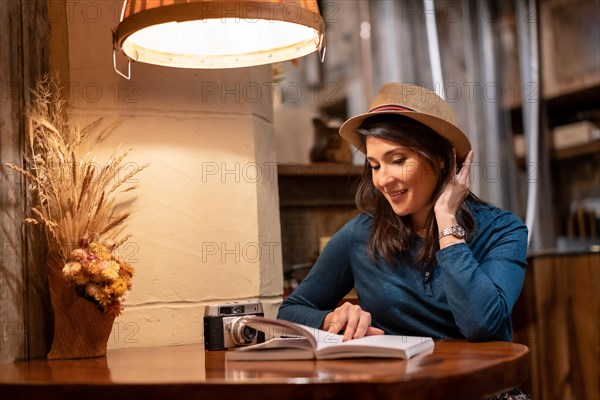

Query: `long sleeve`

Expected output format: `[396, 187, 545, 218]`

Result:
[435, 209, 528, 341]
[277, 206, 528, 342]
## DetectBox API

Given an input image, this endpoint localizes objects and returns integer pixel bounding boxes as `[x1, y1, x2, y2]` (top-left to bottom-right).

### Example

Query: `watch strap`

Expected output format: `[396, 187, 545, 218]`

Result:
[438, 225, 465, 240]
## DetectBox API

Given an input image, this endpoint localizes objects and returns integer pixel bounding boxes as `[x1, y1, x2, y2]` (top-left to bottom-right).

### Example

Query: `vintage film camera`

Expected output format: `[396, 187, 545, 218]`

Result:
[203, 301, 265, 351]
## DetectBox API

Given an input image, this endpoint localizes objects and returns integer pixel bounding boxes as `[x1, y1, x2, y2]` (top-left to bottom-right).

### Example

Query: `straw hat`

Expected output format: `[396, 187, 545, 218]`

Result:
[339, 83, 471, 162]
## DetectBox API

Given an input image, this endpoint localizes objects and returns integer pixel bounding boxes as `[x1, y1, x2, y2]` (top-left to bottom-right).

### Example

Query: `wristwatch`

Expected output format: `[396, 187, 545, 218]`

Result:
[438, 225, 466, 240]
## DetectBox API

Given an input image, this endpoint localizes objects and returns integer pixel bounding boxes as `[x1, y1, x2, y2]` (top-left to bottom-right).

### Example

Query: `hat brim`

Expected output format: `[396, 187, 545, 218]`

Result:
[339, 111, 471, 163]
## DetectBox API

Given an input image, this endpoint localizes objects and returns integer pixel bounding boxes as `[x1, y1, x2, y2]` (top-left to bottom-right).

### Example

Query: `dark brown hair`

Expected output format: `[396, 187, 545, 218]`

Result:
[355, 114, 482, 268]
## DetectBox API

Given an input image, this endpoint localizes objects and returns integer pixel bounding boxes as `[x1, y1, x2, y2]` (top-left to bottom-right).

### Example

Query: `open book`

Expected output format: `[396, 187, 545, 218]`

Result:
[225, 316, 434, 361]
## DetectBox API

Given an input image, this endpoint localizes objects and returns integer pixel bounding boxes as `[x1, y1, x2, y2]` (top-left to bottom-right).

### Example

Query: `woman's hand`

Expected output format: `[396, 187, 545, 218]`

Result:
[434, 150, 474, 218]
[322, 302, 385, 341]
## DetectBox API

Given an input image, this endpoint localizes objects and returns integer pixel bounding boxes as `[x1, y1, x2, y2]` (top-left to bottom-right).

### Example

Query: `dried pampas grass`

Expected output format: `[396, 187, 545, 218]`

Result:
[4, 74, 148, 259]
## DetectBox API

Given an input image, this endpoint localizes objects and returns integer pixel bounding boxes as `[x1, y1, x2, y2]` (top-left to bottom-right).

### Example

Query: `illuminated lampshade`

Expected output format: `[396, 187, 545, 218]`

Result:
[112, 0, 326, 77]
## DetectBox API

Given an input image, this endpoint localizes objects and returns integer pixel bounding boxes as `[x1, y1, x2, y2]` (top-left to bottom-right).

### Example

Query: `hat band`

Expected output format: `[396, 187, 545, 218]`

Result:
[369, 105, 415, 113]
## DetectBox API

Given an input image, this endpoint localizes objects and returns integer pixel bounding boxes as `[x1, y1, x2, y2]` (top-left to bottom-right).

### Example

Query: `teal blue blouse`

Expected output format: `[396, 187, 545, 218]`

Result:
[277, 201, 528, 341]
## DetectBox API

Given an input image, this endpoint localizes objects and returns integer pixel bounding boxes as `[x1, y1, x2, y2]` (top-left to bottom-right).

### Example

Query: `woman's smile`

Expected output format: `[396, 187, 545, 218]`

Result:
[366, 136, 439, 226]
[385, 188, 408, 201]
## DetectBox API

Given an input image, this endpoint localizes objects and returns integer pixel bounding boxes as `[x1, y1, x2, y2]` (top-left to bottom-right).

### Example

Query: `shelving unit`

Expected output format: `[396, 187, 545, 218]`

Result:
[278, 163, 362, 293]
[552, 139, 600, 161]
[506, 0, 600, 246]
[506, 3, 600, 399]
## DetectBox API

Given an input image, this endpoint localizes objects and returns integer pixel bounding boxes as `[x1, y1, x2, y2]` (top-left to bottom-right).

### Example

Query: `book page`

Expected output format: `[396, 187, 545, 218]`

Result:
[240, 316, 329, 348]
[225, 337, 316, 361]
[315, 335, 434, 359]
[231, 337, 313, 352]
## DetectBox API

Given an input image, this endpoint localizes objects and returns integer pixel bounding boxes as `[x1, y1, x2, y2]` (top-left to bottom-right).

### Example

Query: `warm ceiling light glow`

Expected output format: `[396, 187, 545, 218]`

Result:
[113, 0, 326, 77]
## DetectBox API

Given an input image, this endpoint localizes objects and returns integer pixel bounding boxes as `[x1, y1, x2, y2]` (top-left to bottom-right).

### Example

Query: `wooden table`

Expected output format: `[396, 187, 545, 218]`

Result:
[0, 340, 529, 400]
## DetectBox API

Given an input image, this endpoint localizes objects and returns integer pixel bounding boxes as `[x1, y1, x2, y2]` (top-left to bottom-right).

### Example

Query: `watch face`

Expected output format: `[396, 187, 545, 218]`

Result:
[455, 226, 465, 237]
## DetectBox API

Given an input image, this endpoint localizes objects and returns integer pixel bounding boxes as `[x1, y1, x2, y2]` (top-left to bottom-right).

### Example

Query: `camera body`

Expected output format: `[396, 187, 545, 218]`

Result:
[203, 301, 265, 351]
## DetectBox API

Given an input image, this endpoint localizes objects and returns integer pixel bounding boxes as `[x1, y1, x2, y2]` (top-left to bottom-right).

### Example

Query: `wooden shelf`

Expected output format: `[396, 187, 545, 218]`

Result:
[507, 83, 600, 132]
[552, 139, 600, 160]
[545, 84, 600, 111]
[278, 163, 363, 177]
[278, 163, 362, 275]
[516, 139, 600, 166]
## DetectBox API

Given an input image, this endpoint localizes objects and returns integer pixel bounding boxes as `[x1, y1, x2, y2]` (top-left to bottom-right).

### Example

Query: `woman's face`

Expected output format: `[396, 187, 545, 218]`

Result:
[366, 136, 439, 225]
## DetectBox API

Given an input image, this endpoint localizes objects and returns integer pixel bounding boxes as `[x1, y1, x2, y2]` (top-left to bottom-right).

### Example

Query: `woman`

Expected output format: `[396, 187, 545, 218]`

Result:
[277, 83, 528, 343]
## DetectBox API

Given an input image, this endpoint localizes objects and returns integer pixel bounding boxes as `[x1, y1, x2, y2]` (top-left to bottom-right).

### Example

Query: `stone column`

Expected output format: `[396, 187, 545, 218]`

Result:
[54, 0, 282, 349]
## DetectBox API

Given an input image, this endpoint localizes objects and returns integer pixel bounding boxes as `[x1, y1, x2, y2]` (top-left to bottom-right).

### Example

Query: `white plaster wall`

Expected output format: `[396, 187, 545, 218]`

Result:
[59, 0, 282, 349]
[272, 58, 320, 164]
[273, 94, 316, 164]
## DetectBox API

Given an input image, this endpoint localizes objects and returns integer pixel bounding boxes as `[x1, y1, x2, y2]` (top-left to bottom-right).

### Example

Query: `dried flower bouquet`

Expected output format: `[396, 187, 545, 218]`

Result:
[5, 75, 147, 316]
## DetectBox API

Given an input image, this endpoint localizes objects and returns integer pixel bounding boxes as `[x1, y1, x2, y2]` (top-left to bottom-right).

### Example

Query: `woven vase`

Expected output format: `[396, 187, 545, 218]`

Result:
[46, 251, 115, 359]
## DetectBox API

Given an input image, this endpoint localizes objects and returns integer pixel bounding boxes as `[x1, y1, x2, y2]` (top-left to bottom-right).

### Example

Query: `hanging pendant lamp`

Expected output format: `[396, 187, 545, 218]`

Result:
[112, 0, 326, 78]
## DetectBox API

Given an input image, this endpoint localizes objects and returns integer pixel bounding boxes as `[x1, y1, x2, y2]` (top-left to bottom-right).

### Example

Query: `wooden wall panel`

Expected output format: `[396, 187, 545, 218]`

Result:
[528, 253, 600, 400]
[0, 0, 49, 363]
[566, 254, 600, 400]
[1, 0, 27, 365]
[533, 255, 573, 399]
[511, 261, 538, 397]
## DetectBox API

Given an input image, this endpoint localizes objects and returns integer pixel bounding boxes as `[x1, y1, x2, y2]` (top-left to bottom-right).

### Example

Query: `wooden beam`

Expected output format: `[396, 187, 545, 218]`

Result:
[0, 0, 50, 364]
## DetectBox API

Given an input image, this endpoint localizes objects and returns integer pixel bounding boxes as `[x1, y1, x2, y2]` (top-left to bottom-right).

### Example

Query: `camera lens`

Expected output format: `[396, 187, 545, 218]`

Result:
[230, 317, 258, 345]
[242, 326, 257, 341]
